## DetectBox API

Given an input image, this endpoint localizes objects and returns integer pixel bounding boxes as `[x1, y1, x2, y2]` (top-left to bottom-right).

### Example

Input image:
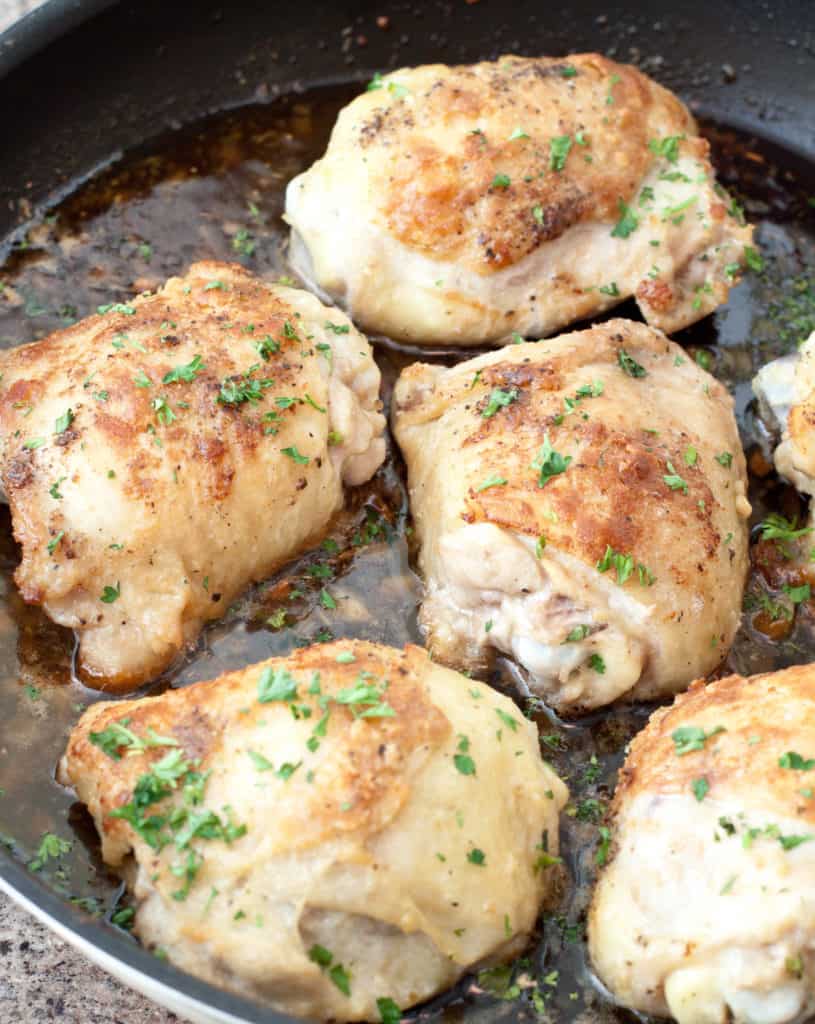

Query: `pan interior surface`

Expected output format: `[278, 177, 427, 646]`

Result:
[0, 2, 814, 1023]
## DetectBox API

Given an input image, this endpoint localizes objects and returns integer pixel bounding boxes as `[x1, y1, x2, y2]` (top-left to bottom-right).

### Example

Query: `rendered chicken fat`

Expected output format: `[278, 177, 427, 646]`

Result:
[392, 319, 751, 712]
[58, 640, 568, 1022]
[590, 664, 815, 1024]
[0, 262, 386, 690]
[286, 54, 754, 346]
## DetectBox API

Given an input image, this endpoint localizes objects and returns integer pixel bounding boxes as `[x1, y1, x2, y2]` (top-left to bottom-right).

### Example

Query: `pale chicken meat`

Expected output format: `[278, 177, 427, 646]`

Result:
[285, 54, 755, 347]
[0, 262, 385, 690]
[754, 331, 815, 501]
[590, 663, 815, 1024]
[392, 319, 751, 713]
[58, 640, 568, 1021]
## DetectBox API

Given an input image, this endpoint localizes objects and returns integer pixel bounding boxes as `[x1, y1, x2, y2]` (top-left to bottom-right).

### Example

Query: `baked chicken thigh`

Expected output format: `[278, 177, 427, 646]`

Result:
[590, 663, 815, 1024]
[286, 54, 754, 346]
[59, 640, 567, 1021]
[0, 262, 385, 690]
[392, 319, 750, 713]
[753, 331, 815, 504]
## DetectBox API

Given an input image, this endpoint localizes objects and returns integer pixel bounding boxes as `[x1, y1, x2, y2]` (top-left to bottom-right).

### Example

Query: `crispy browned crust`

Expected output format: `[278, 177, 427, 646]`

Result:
[60, 640, 451, 863]
[613, 663, 815, 825]
[395, 319, 737, 580]
[366, 54, 695, 274]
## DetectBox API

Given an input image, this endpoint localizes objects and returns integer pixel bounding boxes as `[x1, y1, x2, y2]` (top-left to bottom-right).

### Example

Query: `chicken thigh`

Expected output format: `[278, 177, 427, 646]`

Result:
[590, 663, 815, 1024]
[754, 331, 815, 503]
[392, 319, 750, 713]
[286, 54, 754, 347]
[0, 262, 385, 690]
[59, 640, 567, 1021]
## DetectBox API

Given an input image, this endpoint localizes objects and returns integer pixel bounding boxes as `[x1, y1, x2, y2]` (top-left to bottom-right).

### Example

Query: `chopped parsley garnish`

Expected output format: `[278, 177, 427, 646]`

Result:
[324, 321, 350, 334]
[671, 724, 725, 756]
[308, 945, 351, 996]
[563, 625, 590, 643]
[89, 718, 179, 760]
[257, 666, 298, 703]
[29, 832, 72, 871]
[598, 282, 619, 297]
[49, 477, 66, 499]
[151, 396, 177, 426]
[376, 997, 401, 1024]
[610, 199, 638, 239]
[588, 653, 606, 674]
[495, 709, 519, 731]
[133, 371, 152, 388]
[715, 452, 733, 468]
[23, 437, 45, 450]
[595, 826, 612, 866]
[54, 408, 74, 434]
[744, 245, 764, 272]
[467, 848, 486, 866]
[784, 582, 811, 604]
[454, 735, 476, 776]
[759, 513, 812, 557]
[491, 173, 511, 189]
[508, 126, 529, 141]
[560, 65, 577, 78]
[647, 134, 684, 163]
[663, 461, 688, 494]
[47, 531, 64, 555]
[100, 582, 121, 604]
[248, 750, 275, 771]
[217, 368, 274, 406]
[617, 348, 647, 377]
[281, 446, 309, 465]
[779, 751, 815, 771]
[255, 335, 280, 360]
[684, 446, 697, 467]
[163, 355, 205, 384]
[475, 475, 508, 492]
[97, 303, 136, 316]
[597, 548, 653, 587]
[549, 135, 573, 172]
[691, 777, 710, 802]
[531, 433, 571, 488]
[482, 387, 519, 418]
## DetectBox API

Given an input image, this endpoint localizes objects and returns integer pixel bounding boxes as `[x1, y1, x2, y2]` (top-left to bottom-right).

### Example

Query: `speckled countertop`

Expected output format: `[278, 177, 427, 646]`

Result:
[0, 6, 179, 1023]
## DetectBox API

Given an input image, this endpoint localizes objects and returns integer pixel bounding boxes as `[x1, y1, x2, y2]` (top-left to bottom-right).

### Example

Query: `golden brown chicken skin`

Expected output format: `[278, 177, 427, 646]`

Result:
[590, 663, 815, 1024]
[392, 319, 750, 712]
[0, 262, 385, 690]
[286, 55, 754, 346]
[59, 640, 567, 1022]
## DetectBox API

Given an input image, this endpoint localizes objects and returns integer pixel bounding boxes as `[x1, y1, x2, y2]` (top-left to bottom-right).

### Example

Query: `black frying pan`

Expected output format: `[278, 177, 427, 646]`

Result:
[0, 2, 813, 1023]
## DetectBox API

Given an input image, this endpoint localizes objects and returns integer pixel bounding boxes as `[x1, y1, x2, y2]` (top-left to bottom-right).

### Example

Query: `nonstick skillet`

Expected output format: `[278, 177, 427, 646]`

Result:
[0, 2, 814, 1022]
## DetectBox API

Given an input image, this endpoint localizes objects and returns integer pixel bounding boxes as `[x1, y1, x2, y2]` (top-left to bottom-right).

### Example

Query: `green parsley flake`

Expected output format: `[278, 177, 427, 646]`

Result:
[482, 387, 519, 418]
[779, 751, 815, 771]
[611, 199, 639, 238]
[100, 582, 121, 604]
[531, 433, 571, 488]
[163, 355, 205, 384]
[475, 475, 508, 492]
[691, 777, 710, 802]
[549, 135, 573, 172]
[671, 724, 725, 756]
[617, 348, 647, 377]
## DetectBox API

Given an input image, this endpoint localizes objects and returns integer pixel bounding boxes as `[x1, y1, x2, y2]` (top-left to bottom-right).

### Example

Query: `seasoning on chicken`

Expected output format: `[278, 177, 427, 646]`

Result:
[58, 640, 567, 1021]
[590, 663, 815, 1024]
[392, 319, 750, 713]
[286, 55, 754, 346]
[0, 262, 386, 690]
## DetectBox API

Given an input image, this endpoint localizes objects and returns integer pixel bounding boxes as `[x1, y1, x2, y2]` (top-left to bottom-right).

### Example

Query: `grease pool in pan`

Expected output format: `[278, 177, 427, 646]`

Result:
[0, 84, 814, 1024]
